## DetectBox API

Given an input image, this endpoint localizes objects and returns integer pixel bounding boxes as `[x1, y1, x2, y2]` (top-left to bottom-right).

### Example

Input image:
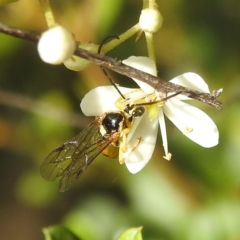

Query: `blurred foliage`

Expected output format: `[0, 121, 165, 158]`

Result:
[42, 225, 81, 240]
[0, 0, 240, 240]
[0, 0, 18, 7]
[118, 227, 143, 240]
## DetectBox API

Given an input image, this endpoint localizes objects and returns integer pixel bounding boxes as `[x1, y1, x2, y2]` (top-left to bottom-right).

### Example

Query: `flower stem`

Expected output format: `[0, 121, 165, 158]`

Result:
[39, 0, 56, 28]
[144, 0, 158, 8]
[102, 24, 140, 54]
[145, 32, 156, 64]
[142, 0, 158, 65]
[148, 0, 158, 8]
[143, 0, 148, 8]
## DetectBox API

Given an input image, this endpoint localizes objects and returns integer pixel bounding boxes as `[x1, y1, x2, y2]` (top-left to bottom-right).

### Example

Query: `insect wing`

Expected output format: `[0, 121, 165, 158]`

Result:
[40, 118, 113, 192]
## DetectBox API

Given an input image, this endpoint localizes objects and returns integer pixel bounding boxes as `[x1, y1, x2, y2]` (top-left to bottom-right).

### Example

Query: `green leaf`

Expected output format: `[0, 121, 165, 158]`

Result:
[0, 0, 18, 7]
[42, 225, 81, 240]
[118, 227, 143, 240]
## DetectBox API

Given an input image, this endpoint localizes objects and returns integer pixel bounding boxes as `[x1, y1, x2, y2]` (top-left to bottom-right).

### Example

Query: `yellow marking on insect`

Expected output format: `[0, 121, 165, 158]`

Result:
[102, 144, 119, 158]
[100, 125, 107, 136]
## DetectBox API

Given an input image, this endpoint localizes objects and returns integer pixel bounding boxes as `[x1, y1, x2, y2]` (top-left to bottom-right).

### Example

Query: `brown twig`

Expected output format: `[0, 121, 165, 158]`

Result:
[74, 48, 223, 109]
[0, 23, 40, 43]
[0, 23, 223, 110]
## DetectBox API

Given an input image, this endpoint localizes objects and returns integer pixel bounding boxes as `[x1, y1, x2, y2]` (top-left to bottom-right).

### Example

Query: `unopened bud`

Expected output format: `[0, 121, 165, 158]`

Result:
[139, 8, 163, 33]
[38, 25, 76, 65]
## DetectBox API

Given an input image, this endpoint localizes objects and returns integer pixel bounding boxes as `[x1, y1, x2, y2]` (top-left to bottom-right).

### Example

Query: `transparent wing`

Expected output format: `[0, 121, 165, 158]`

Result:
[40, 118, 114, 192]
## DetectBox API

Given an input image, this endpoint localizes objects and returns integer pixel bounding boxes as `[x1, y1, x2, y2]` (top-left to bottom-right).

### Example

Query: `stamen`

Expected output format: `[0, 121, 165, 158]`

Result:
[183, 127, 193, 134]
[163, 153, 172, 161]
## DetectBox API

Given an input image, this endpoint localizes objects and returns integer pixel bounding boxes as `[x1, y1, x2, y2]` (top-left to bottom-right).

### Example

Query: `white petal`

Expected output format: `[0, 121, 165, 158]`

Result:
[171, 72, 210, 91]
[80, 86, 132, 116]
[124, 112, 159, 173]
[163, 99, 219, 147]
[158, 108, 171, 160]
[170, 73, 210, 101]
[122, 56, 156, 94]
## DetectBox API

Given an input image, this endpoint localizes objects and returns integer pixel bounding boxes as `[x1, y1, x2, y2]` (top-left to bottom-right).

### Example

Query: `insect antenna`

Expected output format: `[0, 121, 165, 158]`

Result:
[133, 91, 182, 107]
[98, 35, 126, 100]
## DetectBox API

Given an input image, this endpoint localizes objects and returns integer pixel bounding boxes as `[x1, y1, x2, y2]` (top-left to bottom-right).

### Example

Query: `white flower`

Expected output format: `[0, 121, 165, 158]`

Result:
[80, 56, 219, 174]
[139, 8, 163, 33]
[38, 25, 76, 65]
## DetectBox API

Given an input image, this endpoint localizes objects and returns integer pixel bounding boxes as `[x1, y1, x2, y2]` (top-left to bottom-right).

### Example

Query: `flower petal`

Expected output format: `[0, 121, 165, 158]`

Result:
[170, 72, 210, 92]
[163, 99, 219, 147]
[80, 86, 132, 116]
[122, 56, 156, 94]
[158, 108, 171, 160]
[169, 73, 210, 101]
[124, 112, 159, 173]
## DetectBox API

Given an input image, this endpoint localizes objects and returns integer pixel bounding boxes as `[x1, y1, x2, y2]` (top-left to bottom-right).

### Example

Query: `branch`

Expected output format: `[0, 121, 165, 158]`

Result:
[0, 23, 223, 110]
[0, 23, 40, 43]
[75, 48, 223, 109]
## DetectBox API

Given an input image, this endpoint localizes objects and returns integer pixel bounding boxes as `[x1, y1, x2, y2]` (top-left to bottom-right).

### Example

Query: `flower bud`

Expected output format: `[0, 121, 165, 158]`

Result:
[139, 8, 163, 33]
[38, 25, 76, 65]
[64, 43, 98, 71]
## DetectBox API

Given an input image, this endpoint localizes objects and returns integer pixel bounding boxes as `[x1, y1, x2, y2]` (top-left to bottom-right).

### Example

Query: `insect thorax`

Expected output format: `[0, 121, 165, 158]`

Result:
[100, 112, 125, 136]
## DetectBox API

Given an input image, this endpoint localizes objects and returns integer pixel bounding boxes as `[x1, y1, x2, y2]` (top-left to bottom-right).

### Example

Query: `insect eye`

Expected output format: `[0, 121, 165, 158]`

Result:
[132, 106, 145, 117]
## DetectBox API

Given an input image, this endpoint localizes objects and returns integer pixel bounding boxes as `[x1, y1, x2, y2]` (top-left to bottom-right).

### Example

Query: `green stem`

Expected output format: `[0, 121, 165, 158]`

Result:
[143, 0, 148, 8]
[39, 0, 56, 27]
[102, 24, 140, 54]
[148, 0, 158, 8]
[144, 0, 158, 8]
[145, 32, 156, 64]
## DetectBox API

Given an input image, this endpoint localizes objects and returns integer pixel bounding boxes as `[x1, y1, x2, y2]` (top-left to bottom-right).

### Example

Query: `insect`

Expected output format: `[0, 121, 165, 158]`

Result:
[40, 110, 138, 192]
[40, 36, 146, 192]
[40, 89, 177, 192]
